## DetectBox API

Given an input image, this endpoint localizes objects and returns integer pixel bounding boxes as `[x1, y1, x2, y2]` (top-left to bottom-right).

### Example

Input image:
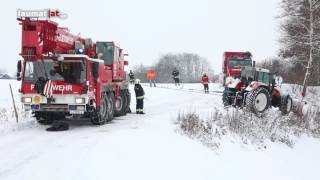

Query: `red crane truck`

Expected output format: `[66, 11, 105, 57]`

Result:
[222, 51, 253, 85]
[16, 18, 130, 125]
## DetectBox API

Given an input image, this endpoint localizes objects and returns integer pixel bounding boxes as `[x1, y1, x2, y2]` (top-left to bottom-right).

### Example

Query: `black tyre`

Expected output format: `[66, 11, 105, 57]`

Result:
[106, 92, 115, 122]
[124, 89, 131, 113]
[36, 112, 55, 125]
[91, 94, 108, 125]
[114, 91, 127, 117]
[246, 87, 271, 114]
[280, 95, 293, 115]
[222, 91, 231, 107]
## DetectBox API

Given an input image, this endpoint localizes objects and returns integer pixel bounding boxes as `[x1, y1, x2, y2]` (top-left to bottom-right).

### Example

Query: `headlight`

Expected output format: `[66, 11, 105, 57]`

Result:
[75, 97, 85, 104]
[33, 96, 41, 104]
[22, 97, 32, 103]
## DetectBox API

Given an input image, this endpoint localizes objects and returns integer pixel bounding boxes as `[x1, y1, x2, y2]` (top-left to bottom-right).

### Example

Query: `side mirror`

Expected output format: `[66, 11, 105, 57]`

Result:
[124, 60, 128, 66]
[272, 79, 276, 87]
[252, 61, 256, 67]
[17, 60, 22, 81]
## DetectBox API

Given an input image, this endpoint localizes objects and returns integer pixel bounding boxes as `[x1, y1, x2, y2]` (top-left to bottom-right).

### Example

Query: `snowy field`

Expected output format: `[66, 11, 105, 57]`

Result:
[0, 79, 320, 180]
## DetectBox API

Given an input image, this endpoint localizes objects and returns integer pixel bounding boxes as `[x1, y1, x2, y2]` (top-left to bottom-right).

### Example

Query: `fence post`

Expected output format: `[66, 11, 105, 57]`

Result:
[9, 84, 19, 123]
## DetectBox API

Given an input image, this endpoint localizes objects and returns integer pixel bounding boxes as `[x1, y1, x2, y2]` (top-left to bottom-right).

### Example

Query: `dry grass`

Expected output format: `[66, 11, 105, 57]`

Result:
[175, 105, 320, 150]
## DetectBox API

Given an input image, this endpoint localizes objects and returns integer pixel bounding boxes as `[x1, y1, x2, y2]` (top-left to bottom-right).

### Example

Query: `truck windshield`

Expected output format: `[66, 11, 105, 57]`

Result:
[24, 60, 86, 84]
[96, 42, 113, 64]
[229, 58, 252, 68]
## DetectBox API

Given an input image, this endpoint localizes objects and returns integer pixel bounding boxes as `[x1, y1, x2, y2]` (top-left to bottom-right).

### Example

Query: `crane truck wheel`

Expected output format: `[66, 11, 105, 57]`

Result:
[106, 92, 115, 122]
[280, 95, 293, 115]
[114, 90, 127, 117]
[91, 94, 108, 125]
[246, 87, 271, 114]
[124, 89, 131, 113]
[35, 112, 55, 125]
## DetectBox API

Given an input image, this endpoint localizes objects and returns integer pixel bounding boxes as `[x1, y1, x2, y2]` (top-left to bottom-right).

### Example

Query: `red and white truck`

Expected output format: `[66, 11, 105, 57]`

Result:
[17, 18, 130, 125]
[222, 51, 253, 85]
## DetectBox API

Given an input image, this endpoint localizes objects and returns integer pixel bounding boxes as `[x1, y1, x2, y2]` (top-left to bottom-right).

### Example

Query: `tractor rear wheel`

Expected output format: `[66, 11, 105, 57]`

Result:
[280, 95, 293, 115]
[246, 87, 271, 114]
[91, 94, 108, 125]
[114, 90, 128, 117]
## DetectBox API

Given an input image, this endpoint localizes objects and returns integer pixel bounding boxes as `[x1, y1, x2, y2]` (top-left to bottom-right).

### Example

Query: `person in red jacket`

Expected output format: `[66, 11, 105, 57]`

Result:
[201, 73, 209, 93]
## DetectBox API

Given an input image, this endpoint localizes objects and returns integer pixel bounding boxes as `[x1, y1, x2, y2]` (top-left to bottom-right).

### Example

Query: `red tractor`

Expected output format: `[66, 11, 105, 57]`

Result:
[17, 18, 130, 125]
[222, 51, 253, 85]
[222, 66, 293, 115]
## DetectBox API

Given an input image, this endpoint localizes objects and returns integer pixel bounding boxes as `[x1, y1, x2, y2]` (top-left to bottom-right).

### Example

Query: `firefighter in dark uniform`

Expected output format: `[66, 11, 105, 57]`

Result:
[172, 68, 180, 86]
[129, 70, 135, 84]
[134, 79, 145, 114]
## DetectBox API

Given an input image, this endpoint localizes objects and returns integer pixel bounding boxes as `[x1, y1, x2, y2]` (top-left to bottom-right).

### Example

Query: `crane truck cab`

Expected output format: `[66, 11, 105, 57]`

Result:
[17, 18, 130, 125]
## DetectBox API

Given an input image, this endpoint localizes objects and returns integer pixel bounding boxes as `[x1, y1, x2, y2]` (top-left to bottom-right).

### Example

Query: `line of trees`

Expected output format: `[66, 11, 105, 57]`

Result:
[132, 53, 213, 83]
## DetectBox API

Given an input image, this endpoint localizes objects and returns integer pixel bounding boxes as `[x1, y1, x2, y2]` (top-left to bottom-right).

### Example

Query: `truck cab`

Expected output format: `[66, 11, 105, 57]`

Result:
[96, 41, 128, 82]
[222, 51, 253, 85]
[17, 18, 131, 125]
[19, 55, 112, 123]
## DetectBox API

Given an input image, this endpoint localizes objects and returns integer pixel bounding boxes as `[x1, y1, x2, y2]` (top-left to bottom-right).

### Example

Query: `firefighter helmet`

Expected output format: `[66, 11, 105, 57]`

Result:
[135, 79, 141, 84]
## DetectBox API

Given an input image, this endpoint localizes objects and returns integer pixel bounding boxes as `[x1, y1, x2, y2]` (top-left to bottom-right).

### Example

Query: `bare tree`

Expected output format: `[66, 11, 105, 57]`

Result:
[257, 57, 299, 83]
[279, 0, 320, 95]
[301, 0, 320, 96]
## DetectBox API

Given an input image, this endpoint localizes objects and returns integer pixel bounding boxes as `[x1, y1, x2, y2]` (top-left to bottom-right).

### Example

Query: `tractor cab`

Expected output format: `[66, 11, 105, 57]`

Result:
[240, 66, 275, 89]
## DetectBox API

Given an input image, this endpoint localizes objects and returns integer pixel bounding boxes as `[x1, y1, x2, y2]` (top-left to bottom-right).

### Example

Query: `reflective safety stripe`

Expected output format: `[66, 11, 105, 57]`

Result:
[136, 96, 144, 99]
[136, 109, 143, 112]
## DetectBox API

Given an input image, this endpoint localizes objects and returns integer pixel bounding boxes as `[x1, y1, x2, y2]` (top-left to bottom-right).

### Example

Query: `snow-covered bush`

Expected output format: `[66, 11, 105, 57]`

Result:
[0, 107, 36, 134]
[175, 108, 225, 150]
[175, 106, 320, 150]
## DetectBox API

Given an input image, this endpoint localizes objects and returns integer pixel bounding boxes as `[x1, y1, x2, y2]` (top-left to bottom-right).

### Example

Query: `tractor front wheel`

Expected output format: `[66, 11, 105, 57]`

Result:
[246, 87, 271, 114]
[222, 91, 232, 107]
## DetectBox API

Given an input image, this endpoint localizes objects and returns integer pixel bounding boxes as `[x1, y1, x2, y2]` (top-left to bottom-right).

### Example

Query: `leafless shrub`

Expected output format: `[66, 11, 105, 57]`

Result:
[0, 108, 9, 121]
[0, 106, 36, 134]
[175, 106, 320, 150]
[175, 108, 224, 150]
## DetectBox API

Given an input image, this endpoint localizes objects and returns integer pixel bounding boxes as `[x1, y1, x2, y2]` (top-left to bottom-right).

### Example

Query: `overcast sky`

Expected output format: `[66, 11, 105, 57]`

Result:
[0, 0, 280, 74]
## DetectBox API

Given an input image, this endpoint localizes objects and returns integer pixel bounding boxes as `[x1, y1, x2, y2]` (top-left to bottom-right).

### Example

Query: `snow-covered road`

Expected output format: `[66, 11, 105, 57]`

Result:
[0, 81, 320, 180]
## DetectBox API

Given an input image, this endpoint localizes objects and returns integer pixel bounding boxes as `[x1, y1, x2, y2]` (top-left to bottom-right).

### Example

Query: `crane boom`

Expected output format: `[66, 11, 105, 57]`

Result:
[18, 18, 95, 60]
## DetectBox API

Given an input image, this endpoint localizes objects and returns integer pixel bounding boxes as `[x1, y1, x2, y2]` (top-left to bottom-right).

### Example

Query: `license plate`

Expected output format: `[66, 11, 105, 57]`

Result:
[69, 110, 84, 114]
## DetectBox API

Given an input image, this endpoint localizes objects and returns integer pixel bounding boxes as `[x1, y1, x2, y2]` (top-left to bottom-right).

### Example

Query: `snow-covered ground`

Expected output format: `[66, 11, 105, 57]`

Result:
[0, 80, 320, 180]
